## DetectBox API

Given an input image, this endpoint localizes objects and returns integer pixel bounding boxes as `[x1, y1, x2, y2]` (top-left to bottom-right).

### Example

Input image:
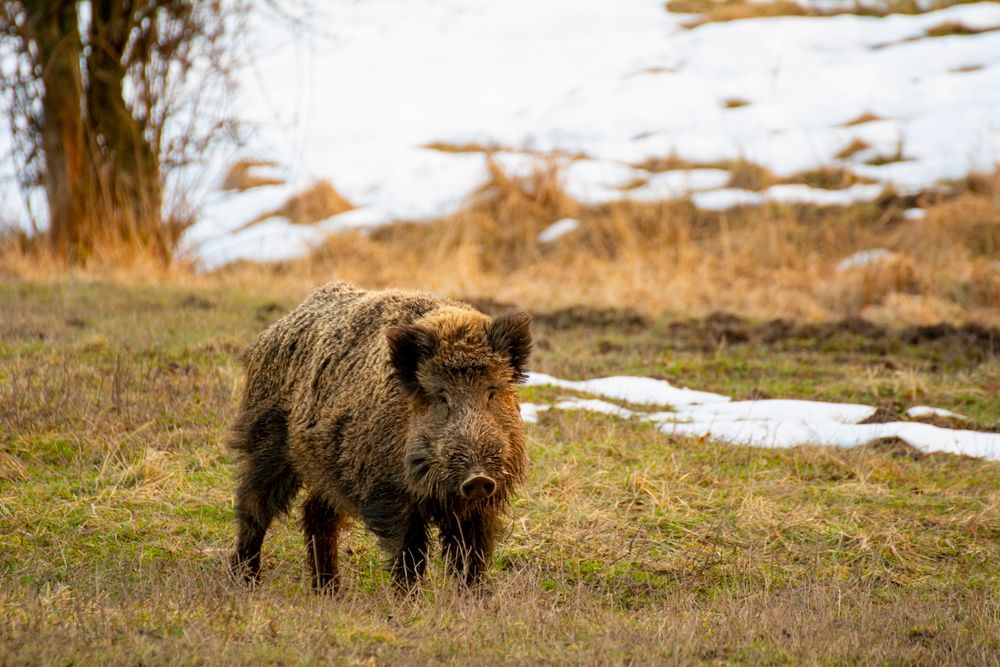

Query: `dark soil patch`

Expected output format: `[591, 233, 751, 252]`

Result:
[462, 296, 518, 316]
[534, 306, 649, 332]
[901, 323, 1000, 355]
[664, 312, 1000, 362]
[464, 298, 650, 333]
[861, 400, 905, 424]
[860, 437, 927, 461]
[180, 294, 215, 310]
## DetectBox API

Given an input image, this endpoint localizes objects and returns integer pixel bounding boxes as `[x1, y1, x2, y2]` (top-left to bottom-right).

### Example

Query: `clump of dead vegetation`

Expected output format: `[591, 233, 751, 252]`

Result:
[666, 0, 984, 28]
[221, 160, 285, 192]
[199, 160, 1000, 328]
[239, 180, 354, 230]
[5, 155, 999, 328]
[843, 111, 884, 127]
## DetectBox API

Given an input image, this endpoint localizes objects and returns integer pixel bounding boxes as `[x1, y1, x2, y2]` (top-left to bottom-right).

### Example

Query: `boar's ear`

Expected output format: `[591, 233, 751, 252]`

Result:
[386, 324, 438, 395]
[487, 311, 532, 383]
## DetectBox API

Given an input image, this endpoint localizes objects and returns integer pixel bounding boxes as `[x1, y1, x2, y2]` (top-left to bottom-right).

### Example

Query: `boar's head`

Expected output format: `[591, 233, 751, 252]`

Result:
[386, 309, 531, 506]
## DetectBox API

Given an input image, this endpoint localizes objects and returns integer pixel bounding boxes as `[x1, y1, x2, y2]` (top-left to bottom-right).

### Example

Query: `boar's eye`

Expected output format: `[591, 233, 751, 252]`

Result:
[436, 393, 451, 413]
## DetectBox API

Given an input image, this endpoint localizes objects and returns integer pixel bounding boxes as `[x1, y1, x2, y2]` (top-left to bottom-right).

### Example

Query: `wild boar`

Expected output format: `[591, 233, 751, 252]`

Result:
[228, 282, 530, 592]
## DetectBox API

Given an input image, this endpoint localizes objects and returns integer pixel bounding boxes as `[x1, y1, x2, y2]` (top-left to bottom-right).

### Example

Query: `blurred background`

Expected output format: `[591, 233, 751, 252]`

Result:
[1, 0, 999, 323]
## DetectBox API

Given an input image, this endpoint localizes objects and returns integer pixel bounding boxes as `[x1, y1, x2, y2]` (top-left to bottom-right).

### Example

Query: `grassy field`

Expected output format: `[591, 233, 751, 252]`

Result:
[1, 278, 998, 665]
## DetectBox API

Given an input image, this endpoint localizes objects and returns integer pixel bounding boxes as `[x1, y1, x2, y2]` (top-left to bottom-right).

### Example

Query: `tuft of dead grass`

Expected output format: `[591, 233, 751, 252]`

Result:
[829, 251, 925, 314]
[959, 259, 1000, 308]
[668, 0, 806, 27]
[864, 141, 910, 166]
[724, 158, 778, 190]
[253, 180, 354, 227]
[784, 166, 877, 189]
[632, 153, 699, 172]
[220, 160, 285, 192]
[191, 160, 1000, 328]
[5, 158, 1000, 329]
[423, 140, 507, 154]
[667, 0, 985, 28]
[924, 20, 999, 38]
[835, 137, 873, 160]
[844, 111, 884, 127]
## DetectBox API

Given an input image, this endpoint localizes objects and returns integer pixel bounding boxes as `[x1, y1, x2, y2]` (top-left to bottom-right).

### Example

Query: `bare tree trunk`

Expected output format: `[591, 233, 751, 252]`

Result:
[28, 1, 91, 257]
[87, 0, 164, 253]
[6, 0, 238, 263]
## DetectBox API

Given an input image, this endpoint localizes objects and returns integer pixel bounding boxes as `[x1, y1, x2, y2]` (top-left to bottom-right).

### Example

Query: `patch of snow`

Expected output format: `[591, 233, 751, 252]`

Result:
[524, 371, 1000, 460]
[906, 406, 970, 420]
[519, 403, 550, 424]
[765, 183, 884, 205]
[654, 417, 1000, 459]
[6, 1, 1000, 266]
[626, 169, 732, 201]
[691, 183, 884, 211]
[650, 399, 876, 425]
[836, 248, 897, 271]
[691, 188, 765, 210]
[538, 218, 581, 243]
[902, 207, 927, 220]
[525, 372, 731, 407]
[560, 159, 643, 204]
[553, 398, 638, 419]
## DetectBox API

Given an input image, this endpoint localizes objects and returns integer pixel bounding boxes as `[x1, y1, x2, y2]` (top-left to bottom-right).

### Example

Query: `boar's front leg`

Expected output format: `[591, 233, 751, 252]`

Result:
[390, 514, 429, 590]
[302, 493, 343, 593]
[440, 512, 499, 587]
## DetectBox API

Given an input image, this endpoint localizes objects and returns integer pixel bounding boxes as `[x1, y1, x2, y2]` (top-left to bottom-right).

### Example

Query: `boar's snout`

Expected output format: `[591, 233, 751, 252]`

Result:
[460, 473, 496, 500]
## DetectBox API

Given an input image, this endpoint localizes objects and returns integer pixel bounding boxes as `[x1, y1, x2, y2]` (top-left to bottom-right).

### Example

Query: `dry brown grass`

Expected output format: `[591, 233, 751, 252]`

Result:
[2, 279, 998, 664]
[924, 20, 999, 37]
[250, 180, 354, 227]
[864, 141, 910, 166]
[722, 97, 751, 108]
[828, 251, 926, 314]
[844, 111, 884, 127]
[0, 225, 196, 283]
[668, 0, 807, 27]
[784, 166, 877, 189]
[422, 140, 508, 154]
[667, 0, 983, 28]
[201, 160, 1000, 328]
[632, 153, 701, 172]
[221, 160, 285, 191]
[4, 159, 999, 329]
[835, 138, 873, 160]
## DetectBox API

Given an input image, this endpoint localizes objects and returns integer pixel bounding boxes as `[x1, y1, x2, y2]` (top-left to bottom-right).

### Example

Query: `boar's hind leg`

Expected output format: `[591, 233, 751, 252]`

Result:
[230, 406, 301, 585]
[302, 494, 343, 593]
[440, 513, 499, 587]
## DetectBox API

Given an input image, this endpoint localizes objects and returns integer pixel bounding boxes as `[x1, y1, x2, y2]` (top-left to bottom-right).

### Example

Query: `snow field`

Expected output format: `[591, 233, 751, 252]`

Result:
[520, 372, 1000, 460]
[167, 1, 1000, 267]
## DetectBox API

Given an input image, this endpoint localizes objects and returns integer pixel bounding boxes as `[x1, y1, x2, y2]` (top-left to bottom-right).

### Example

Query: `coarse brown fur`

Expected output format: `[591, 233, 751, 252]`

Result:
[228, 282, 531, 592]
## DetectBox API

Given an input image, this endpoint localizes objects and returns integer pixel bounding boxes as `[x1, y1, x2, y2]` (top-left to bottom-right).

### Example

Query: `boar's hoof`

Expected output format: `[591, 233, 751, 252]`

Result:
[460, 474, 497, 500]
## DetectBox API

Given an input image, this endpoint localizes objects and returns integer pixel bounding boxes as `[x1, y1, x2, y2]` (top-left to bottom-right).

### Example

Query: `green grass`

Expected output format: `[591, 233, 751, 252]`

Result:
[1, 280, 998, 665]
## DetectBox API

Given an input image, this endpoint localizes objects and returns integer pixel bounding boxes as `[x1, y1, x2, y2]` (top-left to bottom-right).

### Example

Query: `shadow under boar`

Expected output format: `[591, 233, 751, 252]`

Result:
[228, 282, 531, 592]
